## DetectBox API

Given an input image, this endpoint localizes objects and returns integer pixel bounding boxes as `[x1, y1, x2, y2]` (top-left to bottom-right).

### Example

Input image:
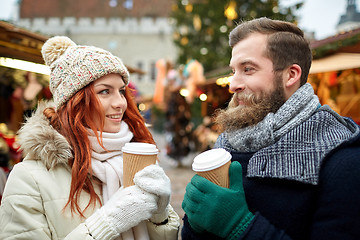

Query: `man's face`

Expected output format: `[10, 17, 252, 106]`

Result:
[215, 33, 287, 132]
[229, 33, 279, 102]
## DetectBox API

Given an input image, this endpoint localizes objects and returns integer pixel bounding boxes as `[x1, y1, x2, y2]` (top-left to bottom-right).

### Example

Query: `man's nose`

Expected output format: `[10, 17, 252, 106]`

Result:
[229, 74, 245, 93]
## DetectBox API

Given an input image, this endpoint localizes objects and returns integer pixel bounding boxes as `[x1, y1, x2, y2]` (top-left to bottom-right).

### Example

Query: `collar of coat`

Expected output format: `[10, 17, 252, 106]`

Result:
[17, 101, 72, 170]
[216, 106, 360, 185]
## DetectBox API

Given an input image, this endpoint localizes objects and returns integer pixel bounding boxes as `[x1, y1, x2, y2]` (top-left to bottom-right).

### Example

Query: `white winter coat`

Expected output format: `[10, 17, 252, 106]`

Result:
[0, 102, 180, 239]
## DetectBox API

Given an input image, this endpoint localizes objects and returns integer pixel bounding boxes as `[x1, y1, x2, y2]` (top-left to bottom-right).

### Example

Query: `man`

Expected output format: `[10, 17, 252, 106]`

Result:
[182, 17, 360, 240]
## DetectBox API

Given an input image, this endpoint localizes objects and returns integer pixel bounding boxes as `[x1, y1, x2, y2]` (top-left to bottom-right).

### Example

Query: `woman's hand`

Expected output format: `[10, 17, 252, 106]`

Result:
[134, 164, 171, 223]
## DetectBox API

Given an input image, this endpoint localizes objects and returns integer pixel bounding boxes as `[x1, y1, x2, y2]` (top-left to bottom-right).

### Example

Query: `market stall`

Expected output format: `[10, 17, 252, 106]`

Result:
[0, 21, 50, 169]
[309, 28, 360, 124]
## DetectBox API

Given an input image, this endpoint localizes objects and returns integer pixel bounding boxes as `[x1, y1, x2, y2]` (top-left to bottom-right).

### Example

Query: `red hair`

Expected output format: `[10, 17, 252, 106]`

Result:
[43, 81, 155, 217]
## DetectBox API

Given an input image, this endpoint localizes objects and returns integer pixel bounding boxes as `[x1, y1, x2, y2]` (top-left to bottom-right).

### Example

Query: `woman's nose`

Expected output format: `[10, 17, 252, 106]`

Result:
[112, 93, 126, 108]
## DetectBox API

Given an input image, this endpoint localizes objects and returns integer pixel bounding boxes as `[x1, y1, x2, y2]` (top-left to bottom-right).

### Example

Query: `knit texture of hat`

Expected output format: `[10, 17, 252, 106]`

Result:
[41, 36, 130, 109]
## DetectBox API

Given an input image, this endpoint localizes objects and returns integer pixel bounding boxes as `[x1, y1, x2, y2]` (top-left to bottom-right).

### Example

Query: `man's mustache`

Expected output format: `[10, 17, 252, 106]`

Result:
[230, 92, 259, 108]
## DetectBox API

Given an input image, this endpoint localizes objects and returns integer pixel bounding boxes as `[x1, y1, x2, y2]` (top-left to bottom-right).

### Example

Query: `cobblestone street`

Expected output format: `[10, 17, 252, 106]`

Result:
[151, 130, 197, 238]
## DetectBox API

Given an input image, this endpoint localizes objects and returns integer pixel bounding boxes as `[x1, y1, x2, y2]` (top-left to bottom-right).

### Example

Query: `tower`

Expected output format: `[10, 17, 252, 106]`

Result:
[337, 0, 360, 33]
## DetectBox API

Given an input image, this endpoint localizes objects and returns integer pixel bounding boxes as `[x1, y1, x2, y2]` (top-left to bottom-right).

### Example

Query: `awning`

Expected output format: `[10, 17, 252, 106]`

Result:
[0, 21, 48, 64]
[310, 53, 360, 74]
[0, 21, 144, 74]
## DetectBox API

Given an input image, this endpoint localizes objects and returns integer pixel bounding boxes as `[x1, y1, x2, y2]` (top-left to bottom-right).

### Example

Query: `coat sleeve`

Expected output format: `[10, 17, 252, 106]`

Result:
[67, 206, 181, 240]
[0, 162, 52, 240]
[64, 224, 95, 240]
[146, 204, 180, 240]
[309, 146, 360, 239]
[0, 162, 95, 240]
[181, 213, 291, 240]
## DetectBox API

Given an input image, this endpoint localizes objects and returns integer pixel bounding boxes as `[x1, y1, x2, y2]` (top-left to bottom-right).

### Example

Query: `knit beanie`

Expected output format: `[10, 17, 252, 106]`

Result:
[41, 36, 130, 109]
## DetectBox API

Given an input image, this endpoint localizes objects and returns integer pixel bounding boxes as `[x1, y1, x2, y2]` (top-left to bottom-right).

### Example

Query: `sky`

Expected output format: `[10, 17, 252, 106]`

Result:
[281, 0, 354, 39]
[0, 0, 356, 40]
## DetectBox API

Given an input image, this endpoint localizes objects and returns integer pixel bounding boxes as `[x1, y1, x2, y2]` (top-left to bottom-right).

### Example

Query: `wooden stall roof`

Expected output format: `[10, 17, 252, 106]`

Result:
[0, 21, 144, 74]
[0, 21, 48, 64]
[310, 27, 360, 59]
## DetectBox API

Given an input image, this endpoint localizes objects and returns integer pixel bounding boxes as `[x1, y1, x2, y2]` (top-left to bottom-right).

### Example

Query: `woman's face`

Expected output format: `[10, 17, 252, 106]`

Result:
[93, 73, 127, 133]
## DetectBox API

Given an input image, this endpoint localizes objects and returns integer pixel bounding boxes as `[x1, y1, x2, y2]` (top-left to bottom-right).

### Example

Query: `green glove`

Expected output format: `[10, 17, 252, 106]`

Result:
[182, 161, 254, 239]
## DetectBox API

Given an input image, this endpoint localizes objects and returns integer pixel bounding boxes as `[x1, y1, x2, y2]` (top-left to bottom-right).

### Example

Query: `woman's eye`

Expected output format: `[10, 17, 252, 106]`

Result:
[99, 89, 109, 94]
[120, 89, 126, 95]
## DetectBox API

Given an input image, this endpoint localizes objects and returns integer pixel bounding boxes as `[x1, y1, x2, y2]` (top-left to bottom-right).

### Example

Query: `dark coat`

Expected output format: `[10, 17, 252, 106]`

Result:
[182, 122, 360, 240]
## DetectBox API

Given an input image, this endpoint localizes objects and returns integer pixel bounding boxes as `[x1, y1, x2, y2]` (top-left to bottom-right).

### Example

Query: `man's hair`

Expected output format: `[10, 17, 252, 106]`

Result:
[229, 17, 312, 86]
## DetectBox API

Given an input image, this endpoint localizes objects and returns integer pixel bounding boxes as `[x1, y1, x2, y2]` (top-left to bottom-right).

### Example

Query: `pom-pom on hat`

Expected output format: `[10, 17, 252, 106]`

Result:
[41, 36, 130, 109]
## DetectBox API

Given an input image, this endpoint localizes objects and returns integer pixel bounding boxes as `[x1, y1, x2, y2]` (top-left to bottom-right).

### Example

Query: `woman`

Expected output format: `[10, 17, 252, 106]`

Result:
[0, 36, 180, 239]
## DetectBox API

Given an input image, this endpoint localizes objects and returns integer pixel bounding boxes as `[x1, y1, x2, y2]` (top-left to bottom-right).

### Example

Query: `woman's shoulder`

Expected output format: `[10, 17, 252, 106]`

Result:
[2, 161, 45, 200]
[17, 101, 72, 169]
[3, 159, 71, 201]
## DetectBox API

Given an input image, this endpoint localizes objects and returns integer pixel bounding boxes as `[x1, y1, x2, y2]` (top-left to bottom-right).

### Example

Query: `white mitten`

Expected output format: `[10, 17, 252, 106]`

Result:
[133, 164, 171, 224]
[85, 185, 158, 240]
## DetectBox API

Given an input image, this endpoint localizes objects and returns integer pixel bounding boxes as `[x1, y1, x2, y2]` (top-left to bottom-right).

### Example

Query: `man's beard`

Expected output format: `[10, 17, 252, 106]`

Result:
[214, 76, 287, 132]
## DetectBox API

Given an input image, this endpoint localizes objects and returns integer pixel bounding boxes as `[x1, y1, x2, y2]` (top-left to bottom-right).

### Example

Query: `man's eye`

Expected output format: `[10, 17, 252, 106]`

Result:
[244, 67, 252, 72]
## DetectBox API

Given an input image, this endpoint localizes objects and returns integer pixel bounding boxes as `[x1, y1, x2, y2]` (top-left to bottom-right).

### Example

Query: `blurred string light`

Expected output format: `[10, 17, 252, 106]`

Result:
[179, 88, 189, 97]
[216, 75, 233, 87]
[219, 25, 228, 33]
[180, 37, 189, 45]
[179, 76, 233, 101]
[181, 0, 189, 5]
[0, 57, 50, 75]
[110, 0, 133, 9]
[123, 0, 133, 10]
[199, 93, 207, 101]
[193, 14, 202, 31]
[138, 103, 146, 111]
[109, 0, 117, 7]
[224, 1, 238, 20]
[179, 25, 189, 35]
[272, 6, 279, 13]
[180, 89, 207, 101]
[200, 47, 208, 55]
[173, 31, 180, 40]
[185, 4, 193, 12]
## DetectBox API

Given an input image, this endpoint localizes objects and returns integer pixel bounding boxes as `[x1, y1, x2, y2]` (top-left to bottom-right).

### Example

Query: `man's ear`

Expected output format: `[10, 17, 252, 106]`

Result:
[285, 64, 301, 88]
[282, 64, 301, 99]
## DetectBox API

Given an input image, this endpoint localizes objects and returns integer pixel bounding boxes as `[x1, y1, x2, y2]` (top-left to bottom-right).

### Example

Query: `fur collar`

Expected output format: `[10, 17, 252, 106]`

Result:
[17, 101, 72, 170]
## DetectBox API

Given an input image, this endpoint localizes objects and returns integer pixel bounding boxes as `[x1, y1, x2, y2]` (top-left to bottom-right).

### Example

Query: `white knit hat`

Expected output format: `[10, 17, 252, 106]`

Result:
[41, 36, 130, 109]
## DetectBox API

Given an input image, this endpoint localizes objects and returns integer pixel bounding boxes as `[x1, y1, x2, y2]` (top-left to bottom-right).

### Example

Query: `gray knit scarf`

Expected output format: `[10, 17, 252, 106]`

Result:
[225, 83, 320, 152]
[217, 83, 360, 184]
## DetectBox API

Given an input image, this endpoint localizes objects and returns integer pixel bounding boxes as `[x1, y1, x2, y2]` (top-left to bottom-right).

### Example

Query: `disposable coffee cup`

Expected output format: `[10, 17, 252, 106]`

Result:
[192, 148, 232, 188]
[122, 142, 159, 187]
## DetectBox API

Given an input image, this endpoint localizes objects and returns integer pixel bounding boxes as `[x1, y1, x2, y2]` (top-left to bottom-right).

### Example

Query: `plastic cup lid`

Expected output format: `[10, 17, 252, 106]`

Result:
[192, 148, 232, 172]
[122, 142, 159, 155]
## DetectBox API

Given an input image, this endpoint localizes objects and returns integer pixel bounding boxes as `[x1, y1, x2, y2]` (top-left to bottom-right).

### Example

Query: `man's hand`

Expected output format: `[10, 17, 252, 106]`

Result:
[182, 161, 254, 239]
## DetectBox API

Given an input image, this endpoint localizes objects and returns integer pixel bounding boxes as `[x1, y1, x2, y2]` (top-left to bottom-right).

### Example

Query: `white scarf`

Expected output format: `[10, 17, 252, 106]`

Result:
[88, 122, 149, 240]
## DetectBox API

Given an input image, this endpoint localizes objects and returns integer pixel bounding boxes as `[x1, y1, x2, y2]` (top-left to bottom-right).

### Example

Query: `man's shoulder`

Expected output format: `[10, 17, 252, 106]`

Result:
[303, 107, 360, 143]
[326, 129, 360, 160]
[319, 122, 360, 177]
[311, 106, 359, 132]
